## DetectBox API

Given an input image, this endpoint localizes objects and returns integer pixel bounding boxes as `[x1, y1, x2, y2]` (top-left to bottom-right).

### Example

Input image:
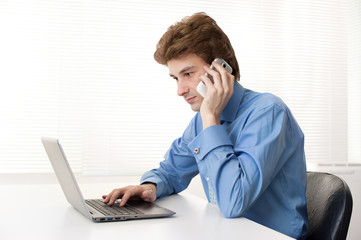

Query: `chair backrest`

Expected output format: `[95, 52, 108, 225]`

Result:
[306, 172, 353, 240]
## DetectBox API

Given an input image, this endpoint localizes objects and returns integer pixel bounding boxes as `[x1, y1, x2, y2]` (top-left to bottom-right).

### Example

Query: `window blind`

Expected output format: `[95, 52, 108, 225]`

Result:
[347, 0, 361, 163]
[0, 0, 360, 175]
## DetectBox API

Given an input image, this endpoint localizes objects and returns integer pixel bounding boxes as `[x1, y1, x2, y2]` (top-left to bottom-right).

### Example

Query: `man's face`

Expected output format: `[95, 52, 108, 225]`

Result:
[168, 53, 207, 112]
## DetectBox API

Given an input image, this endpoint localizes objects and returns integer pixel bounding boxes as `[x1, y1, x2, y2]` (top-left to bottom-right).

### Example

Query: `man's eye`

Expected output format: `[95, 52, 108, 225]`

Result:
[185, 72, 193, 77]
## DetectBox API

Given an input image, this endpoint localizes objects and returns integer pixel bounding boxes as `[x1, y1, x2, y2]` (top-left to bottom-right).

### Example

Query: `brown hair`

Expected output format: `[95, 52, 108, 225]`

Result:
[154, 12, 240, 81]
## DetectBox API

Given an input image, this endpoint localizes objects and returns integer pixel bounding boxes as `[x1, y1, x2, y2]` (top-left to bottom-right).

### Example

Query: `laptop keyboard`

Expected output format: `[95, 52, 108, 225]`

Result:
[86, 199, 144, 216]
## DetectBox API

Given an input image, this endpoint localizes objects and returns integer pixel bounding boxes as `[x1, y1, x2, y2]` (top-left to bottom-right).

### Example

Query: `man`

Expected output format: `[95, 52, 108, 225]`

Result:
[103, 12, 308, 239]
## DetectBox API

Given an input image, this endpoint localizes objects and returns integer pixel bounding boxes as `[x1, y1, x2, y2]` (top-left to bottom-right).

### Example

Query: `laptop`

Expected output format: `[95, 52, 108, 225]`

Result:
[41, 137, 175, 222]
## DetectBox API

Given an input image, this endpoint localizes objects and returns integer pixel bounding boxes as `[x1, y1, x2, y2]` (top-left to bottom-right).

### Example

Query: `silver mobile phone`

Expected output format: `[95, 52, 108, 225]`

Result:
[196, 58, 233, 97]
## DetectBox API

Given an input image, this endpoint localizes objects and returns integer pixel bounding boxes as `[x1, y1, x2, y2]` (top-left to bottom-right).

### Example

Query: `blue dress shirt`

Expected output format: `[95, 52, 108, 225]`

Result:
[141, 81, 308, 239]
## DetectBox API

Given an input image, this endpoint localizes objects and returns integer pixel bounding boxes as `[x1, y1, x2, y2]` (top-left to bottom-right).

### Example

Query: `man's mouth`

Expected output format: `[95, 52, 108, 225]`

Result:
[185, 96, 197, 103]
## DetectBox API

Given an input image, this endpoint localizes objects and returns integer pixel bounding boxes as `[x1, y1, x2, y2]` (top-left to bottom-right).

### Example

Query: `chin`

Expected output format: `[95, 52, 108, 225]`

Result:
[190, 104, 201, 112]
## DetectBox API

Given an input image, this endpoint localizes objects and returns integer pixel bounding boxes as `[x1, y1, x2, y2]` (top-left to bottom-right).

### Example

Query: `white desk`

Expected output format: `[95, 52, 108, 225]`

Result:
[0, 175, 294, 240]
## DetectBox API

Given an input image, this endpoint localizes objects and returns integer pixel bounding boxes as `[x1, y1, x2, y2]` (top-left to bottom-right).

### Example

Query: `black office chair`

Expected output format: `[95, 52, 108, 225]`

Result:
[306, 172, 353, 240]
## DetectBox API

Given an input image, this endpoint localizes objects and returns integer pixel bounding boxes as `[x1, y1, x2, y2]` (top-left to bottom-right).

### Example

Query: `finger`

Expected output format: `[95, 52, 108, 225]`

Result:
[141, 190, 156, 202]
[108, 189, 125, 206]
[199, 74, 213, 88]
[119, 190, 134, 207]
[198, 75, 215, 98]
[211, 61, 234, 94]
[209, 61, 226, 85]
[103, 190, 115, 203]
[211, 60, 225, 74]
[203, 65, 222, 87]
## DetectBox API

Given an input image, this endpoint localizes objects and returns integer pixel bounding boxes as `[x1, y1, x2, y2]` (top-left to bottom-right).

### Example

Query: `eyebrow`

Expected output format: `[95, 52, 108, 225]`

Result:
[169, 65, 196, 78]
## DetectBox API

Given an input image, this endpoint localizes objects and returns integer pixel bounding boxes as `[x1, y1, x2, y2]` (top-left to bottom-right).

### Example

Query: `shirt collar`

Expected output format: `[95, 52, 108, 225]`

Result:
[220, 81, 244, 122]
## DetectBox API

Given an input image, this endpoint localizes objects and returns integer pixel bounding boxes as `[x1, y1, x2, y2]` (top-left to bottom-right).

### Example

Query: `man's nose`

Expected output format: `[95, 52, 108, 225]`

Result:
[177, 78, 189, 96]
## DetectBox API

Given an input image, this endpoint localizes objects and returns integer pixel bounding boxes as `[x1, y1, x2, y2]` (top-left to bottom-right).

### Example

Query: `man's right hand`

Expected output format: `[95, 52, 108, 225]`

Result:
[102, 183, 156, 207]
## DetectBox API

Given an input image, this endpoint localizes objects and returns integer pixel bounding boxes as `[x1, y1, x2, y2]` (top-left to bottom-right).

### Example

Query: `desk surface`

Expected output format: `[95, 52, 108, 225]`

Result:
[0, 177, 294, 240]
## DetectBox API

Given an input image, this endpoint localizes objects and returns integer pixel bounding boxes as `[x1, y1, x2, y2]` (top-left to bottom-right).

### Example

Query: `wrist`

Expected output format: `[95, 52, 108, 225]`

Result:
[202, 114, 221, 129]
[141, 182, 157, 192]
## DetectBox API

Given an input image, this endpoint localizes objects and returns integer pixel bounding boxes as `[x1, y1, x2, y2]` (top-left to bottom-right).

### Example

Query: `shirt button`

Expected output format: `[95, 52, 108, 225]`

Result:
[194, 148, 200, 154]
[206, 177, 210, 181]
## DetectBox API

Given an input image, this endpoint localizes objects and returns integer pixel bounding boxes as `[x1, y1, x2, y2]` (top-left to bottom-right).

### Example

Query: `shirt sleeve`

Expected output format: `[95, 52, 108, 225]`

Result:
[187, 103, 299, 218]
[140, 116, 200, 199]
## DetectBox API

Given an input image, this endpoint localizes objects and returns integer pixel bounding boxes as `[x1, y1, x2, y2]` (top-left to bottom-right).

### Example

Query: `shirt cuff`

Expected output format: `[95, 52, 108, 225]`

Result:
[140, 174, 164, 198]
[187, 125, 233, 161]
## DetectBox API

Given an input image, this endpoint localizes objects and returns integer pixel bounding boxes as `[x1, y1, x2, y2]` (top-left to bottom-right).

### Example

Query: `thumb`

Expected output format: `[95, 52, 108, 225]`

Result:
[143, 190, 150, 197]
[142, 189, 156, 202]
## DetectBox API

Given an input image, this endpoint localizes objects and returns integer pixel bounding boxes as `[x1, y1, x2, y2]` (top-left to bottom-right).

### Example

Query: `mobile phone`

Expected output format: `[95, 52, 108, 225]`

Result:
[196, 58, 233, 97]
